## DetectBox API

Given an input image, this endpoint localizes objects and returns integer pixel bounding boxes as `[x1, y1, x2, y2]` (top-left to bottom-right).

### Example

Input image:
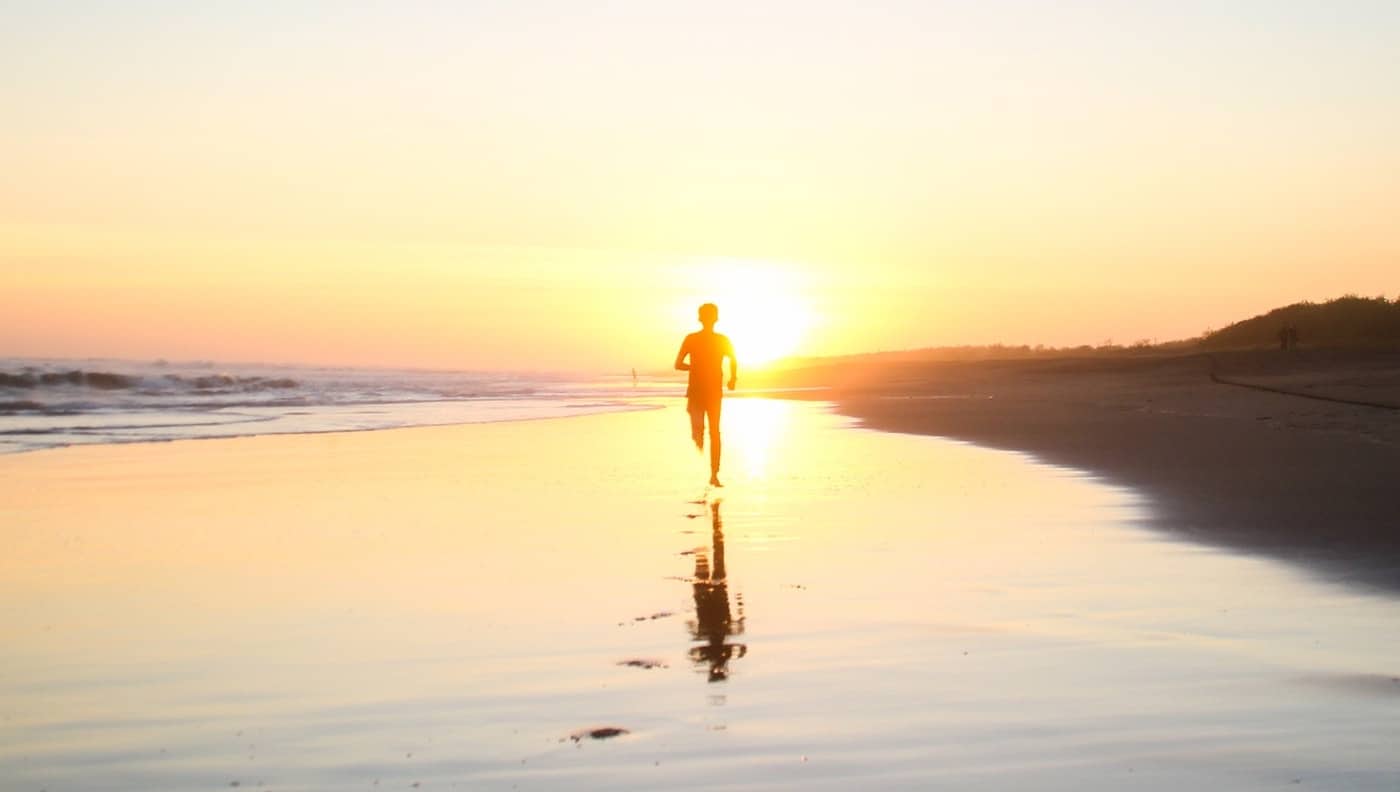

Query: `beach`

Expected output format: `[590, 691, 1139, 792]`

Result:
[8, 2, 1400, 788]
[769, 349, 1400, 593]
[4, 397, 1399, 790]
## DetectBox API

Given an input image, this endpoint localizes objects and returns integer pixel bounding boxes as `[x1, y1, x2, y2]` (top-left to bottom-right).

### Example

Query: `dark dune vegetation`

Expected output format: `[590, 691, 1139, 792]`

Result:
[1201, 295, 1400, 350]
[745, 295, 1400, 391]
[766, 296, 1400, 377]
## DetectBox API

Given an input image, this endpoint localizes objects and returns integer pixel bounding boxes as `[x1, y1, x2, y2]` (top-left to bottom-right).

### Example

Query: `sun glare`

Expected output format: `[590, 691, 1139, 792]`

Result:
[676, 259, 814, 368]
[723, 398, 795, 480]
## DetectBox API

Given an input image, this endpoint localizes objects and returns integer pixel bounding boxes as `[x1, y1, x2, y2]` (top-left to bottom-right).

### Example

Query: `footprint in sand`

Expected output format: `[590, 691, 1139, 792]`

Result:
[566, 727, 629, 742]
[617, 611, 675, 626]
[616, 658, 668, 669]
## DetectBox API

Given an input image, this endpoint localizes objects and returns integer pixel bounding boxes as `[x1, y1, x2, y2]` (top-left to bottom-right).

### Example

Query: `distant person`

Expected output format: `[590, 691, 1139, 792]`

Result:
[674, 303, 737, 487]
[1278, 324, 1290, 351]
[631, 367, 638, 389]
[1287, 324, 1300, 350]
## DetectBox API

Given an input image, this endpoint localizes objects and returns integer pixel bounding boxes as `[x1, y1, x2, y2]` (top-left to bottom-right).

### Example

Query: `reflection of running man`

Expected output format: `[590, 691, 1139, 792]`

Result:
[674, 303, 738, 487]
[688, 499, 745, 682]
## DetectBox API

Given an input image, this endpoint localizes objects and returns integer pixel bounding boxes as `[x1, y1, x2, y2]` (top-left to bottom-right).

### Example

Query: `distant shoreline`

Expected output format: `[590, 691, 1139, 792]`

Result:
[772, 348, 1400, 594]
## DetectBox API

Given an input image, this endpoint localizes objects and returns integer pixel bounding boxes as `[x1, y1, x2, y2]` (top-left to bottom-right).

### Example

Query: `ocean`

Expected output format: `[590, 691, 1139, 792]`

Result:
[0, 358, 666, 455]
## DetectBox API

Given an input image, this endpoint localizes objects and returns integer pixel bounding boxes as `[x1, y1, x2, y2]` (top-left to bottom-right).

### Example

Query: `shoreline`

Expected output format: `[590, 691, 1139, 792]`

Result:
[0, 398, 660, 457]
[10, 350, 1400, 596]
[771, 349, 1400, 594]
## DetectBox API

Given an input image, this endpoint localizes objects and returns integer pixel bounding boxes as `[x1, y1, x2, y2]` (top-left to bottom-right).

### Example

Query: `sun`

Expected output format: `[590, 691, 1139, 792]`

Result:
[674, 258, 814, 368]
[717, 292, 810, 367]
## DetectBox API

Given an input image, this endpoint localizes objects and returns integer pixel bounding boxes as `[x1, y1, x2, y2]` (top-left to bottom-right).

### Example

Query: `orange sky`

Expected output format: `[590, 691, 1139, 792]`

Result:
[3, 3, 1397, 372]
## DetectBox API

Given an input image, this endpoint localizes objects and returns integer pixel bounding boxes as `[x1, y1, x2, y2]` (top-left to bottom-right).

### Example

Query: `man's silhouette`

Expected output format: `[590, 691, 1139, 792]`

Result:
[674, 303, 737, 486]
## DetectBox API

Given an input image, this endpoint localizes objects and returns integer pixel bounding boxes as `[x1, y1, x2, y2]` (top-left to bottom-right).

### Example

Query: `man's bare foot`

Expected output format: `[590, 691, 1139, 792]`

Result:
[709, 475, 723, 487]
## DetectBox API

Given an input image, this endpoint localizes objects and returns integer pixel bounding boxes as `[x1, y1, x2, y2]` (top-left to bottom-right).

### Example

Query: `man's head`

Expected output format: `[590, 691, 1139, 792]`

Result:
[698, 303, 719, 329]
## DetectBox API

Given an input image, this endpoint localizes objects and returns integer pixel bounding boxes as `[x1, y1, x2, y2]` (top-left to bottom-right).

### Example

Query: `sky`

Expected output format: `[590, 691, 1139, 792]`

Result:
[3, 1, 1398, 371]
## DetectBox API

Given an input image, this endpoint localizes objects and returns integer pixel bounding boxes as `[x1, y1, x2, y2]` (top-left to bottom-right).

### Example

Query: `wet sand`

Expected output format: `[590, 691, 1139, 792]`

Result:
[3, 400, 1399, 790]
[767, 349, 1400, 593]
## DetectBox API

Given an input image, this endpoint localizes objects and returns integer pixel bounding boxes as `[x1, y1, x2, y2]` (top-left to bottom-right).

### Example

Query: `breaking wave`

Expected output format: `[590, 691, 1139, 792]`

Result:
[0, 368, 300, 393]
[0, 359, 669, 454]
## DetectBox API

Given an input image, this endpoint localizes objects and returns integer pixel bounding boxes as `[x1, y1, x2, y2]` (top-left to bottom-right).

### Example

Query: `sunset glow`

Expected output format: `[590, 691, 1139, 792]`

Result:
[2, 3, 1398, 371]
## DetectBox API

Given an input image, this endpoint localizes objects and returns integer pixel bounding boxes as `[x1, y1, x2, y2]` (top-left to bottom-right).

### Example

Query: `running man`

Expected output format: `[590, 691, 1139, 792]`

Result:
[674, 303, 737, 486]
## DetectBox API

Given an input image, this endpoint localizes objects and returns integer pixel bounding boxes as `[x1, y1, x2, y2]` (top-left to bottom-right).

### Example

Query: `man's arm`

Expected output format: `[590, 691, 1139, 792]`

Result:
[726, 339, 738, 390]
[674, 336, 691, 371]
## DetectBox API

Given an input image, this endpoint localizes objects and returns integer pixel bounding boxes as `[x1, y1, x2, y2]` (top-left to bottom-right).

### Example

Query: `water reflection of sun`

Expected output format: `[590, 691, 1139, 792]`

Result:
[725, 398, 793, 481]
[675, 259, 813, 368]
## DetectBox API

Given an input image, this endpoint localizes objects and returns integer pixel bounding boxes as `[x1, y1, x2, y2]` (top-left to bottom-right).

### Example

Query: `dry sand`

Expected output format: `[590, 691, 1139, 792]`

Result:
[770, 349, 1400, 592]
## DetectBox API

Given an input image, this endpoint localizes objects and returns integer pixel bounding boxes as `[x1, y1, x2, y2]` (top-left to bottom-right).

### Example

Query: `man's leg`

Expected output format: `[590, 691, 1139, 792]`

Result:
[688, 399, 705, 451]
[707, 398, 722, 484]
